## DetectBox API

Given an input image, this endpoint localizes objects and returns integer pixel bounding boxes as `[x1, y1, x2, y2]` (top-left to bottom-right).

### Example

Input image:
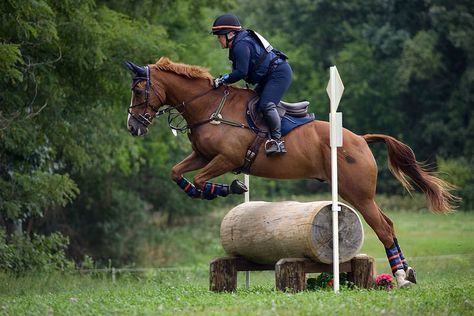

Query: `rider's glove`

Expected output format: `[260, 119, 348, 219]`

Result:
[213, 74, 229, 89]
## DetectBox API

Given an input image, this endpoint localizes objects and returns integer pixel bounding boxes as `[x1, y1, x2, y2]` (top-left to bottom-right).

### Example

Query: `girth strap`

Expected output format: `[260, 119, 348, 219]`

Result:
[234, 133, 266, 174]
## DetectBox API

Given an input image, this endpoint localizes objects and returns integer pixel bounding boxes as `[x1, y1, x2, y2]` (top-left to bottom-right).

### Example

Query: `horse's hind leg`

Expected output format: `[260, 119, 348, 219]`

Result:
[381, 212, 417, 284]
[338, 164, 413, 287]
[381, 212, 417, 283]
[379, 212, 417, 283]
[341, 195, 413, 287]
[394, 238, 417, 284]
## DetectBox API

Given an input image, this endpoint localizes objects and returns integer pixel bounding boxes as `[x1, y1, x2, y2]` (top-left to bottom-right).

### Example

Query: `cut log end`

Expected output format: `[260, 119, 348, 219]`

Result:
[311, 204, 364, 263]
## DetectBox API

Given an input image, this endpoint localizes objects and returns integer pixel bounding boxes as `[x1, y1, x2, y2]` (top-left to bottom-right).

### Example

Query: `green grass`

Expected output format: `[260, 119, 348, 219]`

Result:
[1, 199, 474, 315]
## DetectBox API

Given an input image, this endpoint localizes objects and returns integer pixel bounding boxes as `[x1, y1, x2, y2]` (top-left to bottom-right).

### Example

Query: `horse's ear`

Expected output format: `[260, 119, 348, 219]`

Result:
[124, 61, 147, 77]
[125, 61, 135, 73]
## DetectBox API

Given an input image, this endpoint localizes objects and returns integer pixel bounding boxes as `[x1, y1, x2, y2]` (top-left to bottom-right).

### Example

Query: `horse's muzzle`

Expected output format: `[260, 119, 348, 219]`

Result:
[127, 116, 149, 136]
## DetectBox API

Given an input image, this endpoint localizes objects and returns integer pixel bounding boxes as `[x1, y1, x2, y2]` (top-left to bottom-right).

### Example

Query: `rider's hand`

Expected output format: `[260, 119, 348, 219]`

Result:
[213, 74, 229, 89]
[213, 77, 225, 89]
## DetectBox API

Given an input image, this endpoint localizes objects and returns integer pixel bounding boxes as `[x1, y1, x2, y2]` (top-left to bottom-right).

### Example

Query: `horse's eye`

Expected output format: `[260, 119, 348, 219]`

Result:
[134, 89, 144, 97]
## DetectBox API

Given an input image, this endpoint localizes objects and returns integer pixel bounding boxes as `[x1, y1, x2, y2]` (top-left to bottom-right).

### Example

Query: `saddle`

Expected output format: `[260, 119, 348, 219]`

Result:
[235, 97, 315, 174]
[246, 96, 314, 136]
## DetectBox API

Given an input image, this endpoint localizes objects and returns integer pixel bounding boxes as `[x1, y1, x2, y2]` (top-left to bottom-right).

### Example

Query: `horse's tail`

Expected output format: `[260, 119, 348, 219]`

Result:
[363, 134, 459, 213]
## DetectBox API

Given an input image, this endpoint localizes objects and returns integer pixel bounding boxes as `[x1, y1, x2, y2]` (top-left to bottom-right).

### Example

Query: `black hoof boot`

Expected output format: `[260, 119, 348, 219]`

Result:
[230, 179, 248, 194]
[406, 267, 417, 284]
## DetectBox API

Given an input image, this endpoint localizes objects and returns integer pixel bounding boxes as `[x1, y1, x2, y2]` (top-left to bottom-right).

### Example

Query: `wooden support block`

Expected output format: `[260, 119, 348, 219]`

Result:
[348, 254, 375, 288]
[210, 254, 376, 293]
[275, 258, 306, 292]
[209, 257, 238, 292]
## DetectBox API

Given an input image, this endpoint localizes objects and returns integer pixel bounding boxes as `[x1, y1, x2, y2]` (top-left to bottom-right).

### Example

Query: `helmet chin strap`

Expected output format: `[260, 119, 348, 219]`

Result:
[225, 32, 234, 48]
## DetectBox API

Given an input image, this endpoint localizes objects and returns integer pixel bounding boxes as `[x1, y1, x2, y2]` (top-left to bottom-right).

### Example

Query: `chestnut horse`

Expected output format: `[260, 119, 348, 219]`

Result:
[125, 57, 457, 287]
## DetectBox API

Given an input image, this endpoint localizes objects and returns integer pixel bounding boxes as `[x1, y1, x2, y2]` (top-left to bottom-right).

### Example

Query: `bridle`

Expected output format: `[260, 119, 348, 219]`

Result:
[128, 65, 216, 132]
[128, 65, 250, 134]
[128, 66, 166, 128]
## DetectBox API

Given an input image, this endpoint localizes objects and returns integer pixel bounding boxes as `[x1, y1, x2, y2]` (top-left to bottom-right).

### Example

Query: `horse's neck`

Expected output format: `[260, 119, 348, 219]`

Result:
[160, 74, 227, 124]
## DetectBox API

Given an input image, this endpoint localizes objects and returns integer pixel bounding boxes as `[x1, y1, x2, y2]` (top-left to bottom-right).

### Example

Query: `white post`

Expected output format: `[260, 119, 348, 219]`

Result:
[244, 175, 250, 203]
[327, 66, 344, 293]
[244, 174, 250, 289]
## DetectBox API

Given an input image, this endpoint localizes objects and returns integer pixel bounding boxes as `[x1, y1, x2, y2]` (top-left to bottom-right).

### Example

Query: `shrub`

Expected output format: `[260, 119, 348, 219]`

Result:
[307, 272, 348, 290]
[438, 157, 474, 210]
[0, 229, 75, 274]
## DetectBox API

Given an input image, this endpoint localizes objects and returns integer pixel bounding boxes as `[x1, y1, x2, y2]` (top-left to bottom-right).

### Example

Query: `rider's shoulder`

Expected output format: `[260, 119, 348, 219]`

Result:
[234, 31, 257, 50]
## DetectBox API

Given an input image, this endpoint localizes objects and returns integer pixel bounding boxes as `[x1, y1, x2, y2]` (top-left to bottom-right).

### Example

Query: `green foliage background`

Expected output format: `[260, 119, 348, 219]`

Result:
[1, 0, 473, 266]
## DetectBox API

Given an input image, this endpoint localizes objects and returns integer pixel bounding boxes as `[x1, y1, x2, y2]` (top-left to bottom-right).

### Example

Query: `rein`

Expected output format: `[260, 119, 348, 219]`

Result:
[165, 84, 252, 134]
[129, 66, 253, 134]
[184, 86, 250, 132]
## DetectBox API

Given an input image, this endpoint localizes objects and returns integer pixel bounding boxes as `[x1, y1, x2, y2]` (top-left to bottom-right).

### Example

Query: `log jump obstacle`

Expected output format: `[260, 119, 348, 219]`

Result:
[210, 201, 376, 292]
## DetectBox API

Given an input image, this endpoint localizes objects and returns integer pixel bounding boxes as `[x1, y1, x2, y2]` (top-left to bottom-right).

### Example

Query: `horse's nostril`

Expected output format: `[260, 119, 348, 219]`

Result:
[129, 125, 135, 133]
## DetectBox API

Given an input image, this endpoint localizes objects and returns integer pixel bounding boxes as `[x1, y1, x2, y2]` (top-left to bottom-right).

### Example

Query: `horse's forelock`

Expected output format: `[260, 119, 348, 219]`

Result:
[155, 57, 214, 84]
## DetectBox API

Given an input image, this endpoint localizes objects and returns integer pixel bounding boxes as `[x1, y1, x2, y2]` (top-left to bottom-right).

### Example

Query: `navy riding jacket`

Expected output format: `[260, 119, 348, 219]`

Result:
[224, 30, 283, 85]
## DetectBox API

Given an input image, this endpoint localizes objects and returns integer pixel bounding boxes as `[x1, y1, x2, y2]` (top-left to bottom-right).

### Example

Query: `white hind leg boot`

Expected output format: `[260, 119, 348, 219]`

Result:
[394, 269, 413, 288]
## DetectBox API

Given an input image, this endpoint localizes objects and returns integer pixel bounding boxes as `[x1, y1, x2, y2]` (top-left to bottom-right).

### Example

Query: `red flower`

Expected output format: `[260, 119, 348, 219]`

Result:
[327, 278, 334, 287]
[375, 274, 394, 290]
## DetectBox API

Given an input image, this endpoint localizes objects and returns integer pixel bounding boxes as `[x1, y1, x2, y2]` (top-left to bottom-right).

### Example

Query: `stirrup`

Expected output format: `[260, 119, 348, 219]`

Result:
[264, 139, 286, 157]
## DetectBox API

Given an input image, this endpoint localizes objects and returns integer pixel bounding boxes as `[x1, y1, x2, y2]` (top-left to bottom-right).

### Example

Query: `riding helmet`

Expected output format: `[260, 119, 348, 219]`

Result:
[211, 14, 242, 35]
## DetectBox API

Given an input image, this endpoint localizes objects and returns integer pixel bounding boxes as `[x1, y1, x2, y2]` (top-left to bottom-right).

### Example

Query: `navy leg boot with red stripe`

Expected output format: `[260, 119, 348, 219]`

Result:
[177, 177, 248, 200]
[202, 182, 230, 200]
[177, 177, 203, 198]
[394, 238, 417, 284]
[386, 243, 412, 288]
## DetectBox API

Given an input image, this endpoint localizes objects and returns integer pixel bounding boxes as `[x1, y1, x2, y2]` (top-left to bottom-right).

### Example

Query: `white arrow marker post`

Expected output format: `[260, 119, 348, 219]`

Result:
[326, 66, 344, 293]
[244, 174, 250, 288]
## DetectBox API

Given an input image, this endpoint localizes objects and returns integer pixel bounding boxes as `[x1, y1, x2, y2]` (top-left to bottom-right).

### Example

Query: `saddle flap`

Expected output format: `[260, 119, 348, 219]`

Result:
[246, 96, 315, 138]
[247, 97, 267, 131]
[247, 97, 311, 131]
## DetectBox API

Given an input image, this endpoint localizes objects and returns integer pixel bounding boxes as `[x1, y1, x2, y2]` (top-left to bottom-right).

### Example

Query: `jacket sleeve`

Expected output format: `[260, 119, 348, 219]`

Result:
[224, 42, 251, 84]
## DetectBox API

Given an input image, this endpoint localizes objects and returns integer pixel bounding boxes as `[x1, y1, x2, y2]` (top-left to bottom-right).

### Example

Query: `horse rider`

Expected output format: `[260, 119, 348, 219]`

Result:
[211, 14, 293, 157]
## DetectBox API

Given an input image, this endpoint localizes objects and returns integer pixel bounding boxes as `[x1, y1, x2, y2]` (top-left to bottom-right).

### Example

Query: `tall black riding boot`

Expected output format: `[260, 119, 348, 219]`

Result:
[261, 102, 287, 156]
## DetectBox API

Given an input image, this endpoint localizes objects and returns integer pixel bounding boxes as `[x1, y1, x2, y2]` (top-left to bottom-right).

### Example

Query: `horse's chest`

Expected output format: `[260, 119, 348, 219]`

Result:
[188, 131, 221, 159]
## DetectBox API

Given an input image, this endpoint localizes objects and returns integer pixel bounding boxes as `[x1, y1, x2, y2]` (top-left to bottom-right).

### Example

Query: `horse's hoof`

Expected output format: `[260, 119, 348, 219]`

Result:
[405, 267, 417, 284]
[230, 179, 248, 194]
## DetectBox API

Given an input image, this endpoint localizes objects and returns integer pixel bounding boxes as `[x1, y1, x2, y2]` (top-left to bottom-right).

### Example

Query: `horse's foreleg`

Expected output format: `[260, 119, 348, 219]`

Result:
[193, 154, 247, 200]
[171, 151, 208, 181]
[171, 151, 208, 198]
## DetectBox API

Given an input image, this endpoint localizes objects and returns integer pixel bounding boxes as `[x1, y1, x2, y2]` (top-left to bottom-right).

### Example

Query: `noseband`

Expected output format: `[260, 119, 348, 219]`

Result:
[128, 66, 167, 128]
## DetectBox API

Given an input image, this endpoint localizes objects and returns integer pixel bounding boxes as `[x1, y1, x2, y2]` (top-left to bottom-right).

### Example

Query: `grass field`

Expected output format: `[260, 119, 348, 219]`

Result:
[1, 199, 474, 315]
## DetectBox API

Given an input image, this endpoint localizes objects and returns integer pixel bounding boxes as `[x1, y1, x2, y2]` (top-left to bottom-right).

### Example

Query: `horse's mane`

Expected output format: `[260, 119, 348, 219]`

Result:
[155, 57, 214, 85]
